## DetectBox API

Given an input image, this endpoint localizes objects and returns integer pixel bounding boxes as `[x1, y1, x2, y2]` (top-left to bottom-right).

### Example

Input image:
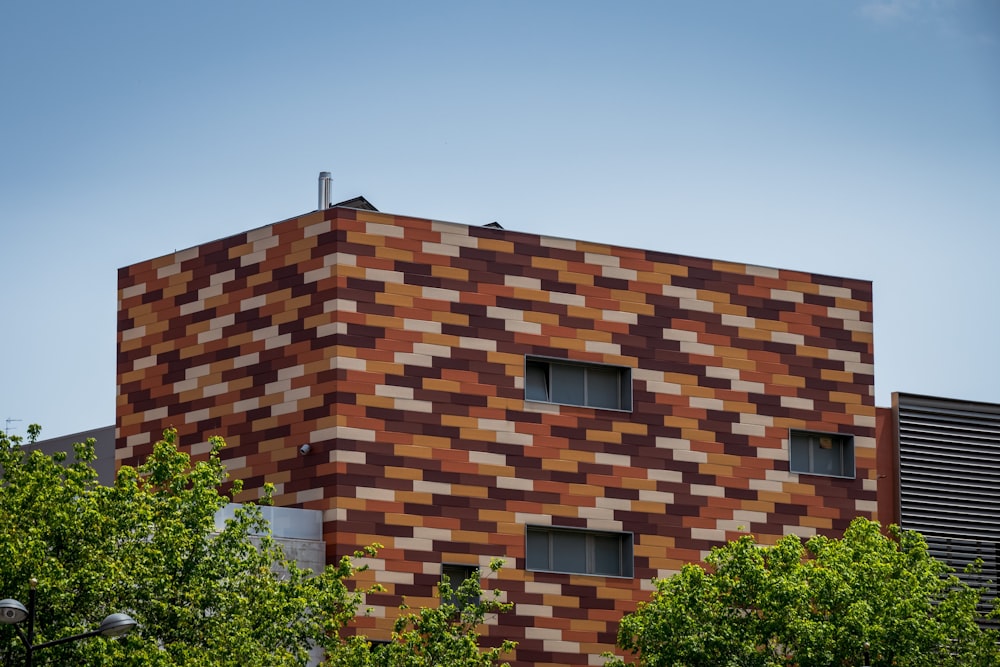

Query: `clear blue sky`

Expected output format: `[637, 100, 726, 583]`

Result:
[1, 1, 997, 439]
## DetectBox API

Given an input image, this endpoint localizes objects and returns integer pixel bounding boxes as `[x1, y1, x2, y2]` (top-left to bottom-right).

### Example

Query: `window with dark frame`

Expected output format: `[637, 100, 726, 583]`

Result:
[789, 430, 855, 478]
[524, 357, 632, 411]
[525, 526, 634, 577]
[440, 563, 479, 610]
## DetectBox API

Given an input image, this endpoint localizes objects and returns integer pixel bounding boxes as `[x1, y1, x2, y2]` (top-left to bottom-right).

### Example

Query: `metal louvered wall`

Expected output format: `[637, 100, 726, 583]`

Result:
[896, 393, 1000, 615]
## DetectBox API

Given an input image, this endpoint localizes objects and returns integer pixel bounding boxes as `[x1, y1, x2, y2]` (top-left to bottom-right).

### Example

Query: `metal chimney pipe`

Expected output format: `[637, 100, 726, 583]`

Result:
[318, 172, 332, 210]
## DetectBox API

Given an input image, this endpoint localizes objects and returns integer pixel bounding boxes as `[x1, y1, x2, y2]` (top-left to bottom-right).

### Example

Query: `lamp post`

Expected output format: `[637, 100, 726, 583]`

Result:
[0, 578, 137, 667]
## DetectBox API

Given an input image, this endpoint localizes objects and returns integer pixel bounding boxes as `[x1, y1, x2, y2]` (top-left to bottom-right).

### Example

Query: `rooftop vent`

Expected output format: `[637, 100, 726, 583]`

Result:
[318, 172, 332, 210]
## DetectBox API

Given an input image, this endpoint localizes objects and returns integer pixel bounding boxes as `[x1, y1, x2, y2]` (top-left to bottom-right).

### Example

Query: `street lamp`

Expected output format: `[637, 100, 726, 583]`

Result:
[0, 578, 137, 667]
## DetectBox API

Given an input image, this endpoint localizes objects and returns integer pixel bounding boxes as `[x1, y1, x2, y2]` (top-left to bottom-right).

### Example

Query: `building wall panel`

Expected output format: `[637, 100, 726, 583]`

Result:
[117, 206, 876, 666]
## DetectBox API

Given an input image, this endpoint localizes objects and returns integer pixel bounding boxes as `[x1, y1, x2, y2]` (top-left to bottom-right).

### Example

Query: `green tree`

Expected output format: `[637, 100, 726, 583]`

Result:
[0, 427, 514, 667]
[367, 559, 516, 667]
[610, 518, 1000, 667]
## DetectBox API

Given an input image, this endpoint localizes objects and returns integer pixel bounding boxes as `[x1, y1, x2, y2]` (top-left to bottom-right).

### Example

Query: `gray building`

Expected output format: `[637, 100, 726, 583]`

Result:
[888, 393, 1000, 620]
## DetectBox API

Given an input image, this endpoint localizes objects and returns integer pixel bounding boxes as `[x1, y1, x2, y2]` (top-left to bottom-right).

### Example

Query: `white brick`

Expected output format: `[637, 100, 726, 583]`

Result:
[233, 398, 259, 412]
[497, 476, 534, 491]
[304, 267, 332, 283]
[516, 604, 554, 617]
[691, 527, 727, 542]
[357, 487, 396, 501]
[646, 468, 683, 483]
[548, 291, 586, 306]
[157, 262, 181, 278]
[496, 431, 534, 447]
[679, 297, 716, 313]
[674, 449, 708, 463]
[771, 331, 804, 345]
[121, 283, 146, 299]
[284, 386, 311, 402]
[421, 241, 460, 257]
[403, 318, 442, 333]
[240, 249, 266, 266]
[680, 340, 716, 356]
[477, 418, 514, 432]
[705, 365, 741, 380]
[246, 226, 274, 243]
[827, 306, 861, 321]
[744, 264, 779, 278]
[783, 525, 816, 538]
[733, 422, 766, 437]
[296, 487, 324, 503]
[394, 352, 433, 367]
[505, 275, 541, 289]
[770, 289, 804, 303]
[780, 395, 814, 410]
[749, 478, 784, 492]
[459, 336, 497, 351]
[595, 496, 632, 511]
[133, 355, 157, 370]
[732, 380, 765, 393]
[638, 489, 674, 504]
[394, 536, 433, 551]
[817, 283, 853, 299]
[741, 413, 774, 426]
[394, 398, 433, 413]
[538, 235, 577, 251]
[421, 287, 461, 302]
[525, 626, 562, 640]
[173, 378, 199, 393]
[593, 452, 631, 467]
[365, 268, 404, 283]
[469, 450, 507, 466]
[721, 313, 756, 328]
[506, 319, 541, 334]
[662, 284, 698, 300]
[211, 269, 236, 286]
[303, 220, 330, 238]
[413, 480, 452, 495]
[329, 449, 366, 464]
[544, 640, 580, 654]
[690, 396, 724, 410]
[365, 222, 405, 238]
[264, 333, 291, 350]
[376, 384, 414, 399]
[324, 252, 357, 266]
[584, 340, 620, 355]
[601, 266, 637, 281]
[601, 309, 638, 324]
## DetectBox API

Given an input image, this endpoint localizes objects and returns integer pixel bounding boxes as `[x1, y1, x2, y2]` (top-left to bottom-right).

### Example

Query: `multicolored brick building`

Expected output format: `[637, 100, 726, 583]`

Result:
[116, 198, 878, 666]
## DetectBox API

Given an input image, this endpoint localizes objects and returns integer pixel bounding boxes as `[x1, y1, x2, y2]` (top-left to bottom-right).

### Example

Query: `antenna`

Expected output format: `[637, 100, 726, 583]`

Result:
[4, 418, 21, 436]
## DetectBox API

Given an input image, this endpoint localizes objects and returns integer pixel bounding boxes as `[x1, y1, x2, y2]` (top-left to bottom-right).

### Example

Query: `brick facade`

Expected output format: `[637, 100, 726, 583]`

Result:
[117, 204, 877, 666]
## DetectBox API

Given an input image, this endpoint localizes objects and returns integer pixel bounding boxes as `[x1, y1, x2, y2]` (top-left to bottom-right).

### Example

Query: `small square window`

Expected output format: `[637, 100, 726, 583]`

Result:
[789, 430, 854, 478]
[525, 357, 632, 411]
[440, 563, 479, 609]
[525, 526, 634, 577]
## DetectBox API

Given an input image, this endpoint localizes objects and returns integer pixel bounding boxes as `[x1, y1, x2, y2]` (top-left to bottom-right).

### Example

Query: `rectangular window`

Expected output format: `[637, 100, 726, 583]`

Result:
[526, 526, 634, 577]
[440, 563, 479, 609]
[789, 430, 855, 478]
[525, 356, 632, 411]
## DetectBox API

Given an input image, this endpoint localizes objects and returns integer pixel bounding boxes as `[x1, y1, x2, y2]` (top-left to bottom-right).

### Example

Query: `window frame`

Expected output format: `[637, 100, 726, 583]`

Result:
[788, 429, 855, 479]
[524, 355, 633, 412]
[440, 563, 480, 609]
[525, 525, 634, 578]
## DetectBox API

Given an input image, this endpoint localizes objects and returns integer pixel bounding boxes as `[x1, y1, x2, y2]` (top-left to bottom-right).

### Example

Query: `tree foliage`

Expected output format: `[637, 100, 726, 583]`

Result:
[610, 517, 1000, 667]
[0, 427, 513, 667]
